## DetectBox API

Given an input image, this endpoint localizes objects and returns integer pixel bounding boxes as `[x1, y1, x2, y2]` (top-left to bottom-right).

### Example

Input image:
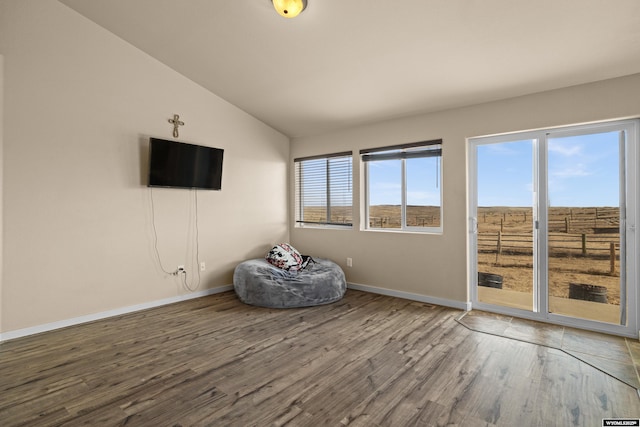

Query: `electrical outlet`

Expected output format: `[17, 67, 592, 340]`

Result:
[200, 261, 206, 271]
[346, 257, 353, 267]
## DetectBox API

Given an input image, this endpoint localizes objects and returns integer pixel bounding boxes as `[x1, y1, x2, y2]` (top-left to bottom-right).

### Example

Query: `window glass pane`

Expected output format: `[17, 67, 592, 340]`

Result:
[406, 156, 441, 228]
[476, 139, 534, 311]
[328, 157, 353, 225]
[363, 141, 442, 232]
[547, 131, 622, 323]
[299, 159, 327, 223]
[368, 159, 401, 229]
[295, 154, 352, 226]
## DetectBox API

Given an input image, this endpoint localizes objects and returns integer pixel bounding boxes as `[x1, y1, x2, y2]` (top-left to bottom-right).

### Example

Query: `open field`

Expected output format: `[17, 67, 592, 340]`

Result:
[298, 205, 440, 228]
[477, 206, 621, 307]
[298, 206, 353, 225]
[367, 205, 441, 228]
[300, 204, 622, 308]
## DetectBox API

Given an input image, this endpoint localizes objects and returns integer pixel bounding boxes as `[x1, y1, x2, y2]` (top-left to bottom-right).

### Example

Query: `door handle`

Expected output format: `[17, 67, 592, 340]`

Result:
[470, 217, 478, 233]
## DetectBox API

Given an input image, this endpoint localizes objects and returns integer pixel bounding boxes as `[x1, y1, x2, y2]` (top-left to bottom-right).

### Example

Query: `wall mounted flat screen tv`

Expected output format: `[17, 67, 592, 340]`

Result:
[148, 138, 224, 190]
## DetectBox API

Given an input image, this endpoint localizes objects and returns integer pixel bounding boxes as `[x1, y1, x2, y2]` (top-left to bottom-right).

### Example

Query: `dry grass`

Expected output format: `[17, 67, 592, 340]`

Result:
[477, 206, 622, 306]
[299, 206, 353, 225]
[368, 205, 440, 228]
[299, 205, 440, 228]
[299, 205, 623, 306]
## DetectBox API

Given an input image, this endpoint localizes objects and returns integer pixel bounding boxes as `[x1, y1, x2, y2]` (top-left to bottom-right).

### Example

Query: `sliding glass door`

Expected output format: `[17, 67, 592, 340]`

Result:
[474, 139, 536, 312]
[546, 130, 626, 325]
[469, 120, 638, 337]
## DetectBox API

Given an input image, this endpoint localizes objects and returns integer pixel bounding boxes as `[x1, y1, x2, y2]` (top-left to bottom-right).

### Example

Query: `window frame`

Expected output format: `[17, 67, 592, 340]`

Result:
[362, 139, 443, 233]
[294, 151, 353, 228]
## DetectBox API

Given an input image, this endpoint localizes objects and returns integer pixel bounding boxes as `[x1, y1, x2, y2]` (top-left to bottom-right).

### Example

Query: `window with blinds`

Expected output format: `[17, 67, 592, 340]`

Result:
[294, 152, 353, 227]
[362, 139, 442, 232]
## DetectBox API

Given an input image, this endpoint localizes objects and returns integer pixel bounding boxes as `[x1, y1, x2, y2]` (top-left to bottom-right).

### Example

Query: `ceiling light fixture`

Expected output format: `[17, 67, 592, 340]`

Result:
[272, 0, 307, 18]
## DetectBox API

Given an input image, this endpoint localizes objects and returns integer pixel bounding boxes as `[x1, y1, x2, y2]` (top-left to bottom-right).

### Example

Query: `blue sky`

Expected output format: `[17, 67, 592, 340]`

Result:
[365, 131, 621, 207]
[476, 131, 620, 207]
[368, 157, 441, 206]
[303, 131, 622, 208]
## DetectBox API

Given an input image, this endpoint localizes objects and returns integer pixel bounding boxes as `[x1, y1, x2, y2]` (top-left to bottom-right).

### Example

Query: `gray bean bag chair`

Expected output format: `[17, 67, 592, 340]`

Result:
[233, 258, 346, 308]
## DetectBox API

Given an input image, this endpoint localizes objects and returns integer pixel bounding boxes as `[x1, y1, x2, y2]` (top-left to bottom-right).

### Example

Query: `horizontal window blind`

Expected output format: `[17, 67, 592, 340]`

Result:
[361, 139, 442, 162]
[295, 152, 353, 227]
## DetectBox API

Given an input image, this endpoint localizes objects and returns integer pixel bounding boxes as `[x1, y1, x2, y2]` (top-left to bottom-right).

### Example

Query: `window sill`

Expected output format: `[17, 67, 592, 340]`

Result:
[295, 224, 353, 231]
[363, 227, 443, 235]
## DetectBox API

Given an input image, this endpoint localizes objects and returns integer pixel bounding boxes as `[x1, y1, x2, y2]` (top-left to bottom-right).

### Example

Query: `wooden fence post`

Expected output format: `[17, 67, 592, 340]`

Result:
[565, 217, 570, 233]
[581, 234, 587, 256]
[495, 231, 502, 263]
[610, 243, 616, 275]
[500, 218, 504, 233]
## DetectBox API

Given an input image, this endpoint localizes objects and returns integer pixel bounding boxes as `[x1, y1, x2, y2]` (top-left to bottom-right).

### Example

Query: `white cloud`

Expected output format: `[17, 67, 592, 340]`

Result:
[550, 163, 591, 178]
[548, 143, 582, 157]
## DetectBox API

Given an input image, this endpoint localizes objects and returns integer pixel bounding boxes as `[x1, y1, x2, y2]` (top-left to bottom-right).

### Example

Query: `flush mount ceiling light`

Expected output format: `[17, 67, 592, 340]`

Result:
[272, 0, 307, 18]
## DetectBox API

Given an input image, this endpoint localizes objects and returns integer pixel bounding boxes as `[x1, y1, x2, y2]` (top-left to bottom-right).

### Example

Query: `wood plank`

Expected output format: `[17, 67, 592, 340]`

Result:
[1, 290, 638, 426]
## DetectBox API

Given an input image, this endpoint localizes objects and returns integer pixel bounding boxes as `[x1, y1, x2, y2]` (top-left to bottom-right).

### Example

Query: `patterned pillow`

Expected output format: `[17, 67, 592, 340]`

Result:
[266, 243, 304, 271]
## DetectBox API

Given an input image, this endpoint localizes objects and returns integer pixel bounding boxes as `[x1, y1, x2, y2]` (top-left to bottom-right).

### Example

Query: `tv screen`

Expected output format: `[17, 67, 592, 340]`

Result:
[148, 138, 224, 190]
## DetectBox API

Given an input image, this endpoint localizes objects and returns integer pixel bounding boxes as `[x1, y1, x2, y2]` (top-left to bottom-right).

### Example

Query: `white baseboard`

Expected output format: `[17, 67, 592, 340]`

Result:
[347, 282, 472, 311]
[0, 285, 233, 342]
[1, 283, 470, 342]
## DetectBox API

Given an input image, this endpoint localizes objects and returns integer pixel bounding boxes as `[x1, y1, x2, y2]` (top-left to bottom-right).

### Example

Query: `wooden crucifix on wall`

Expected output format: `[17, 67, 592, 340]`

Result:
[168, 114, 184, 138]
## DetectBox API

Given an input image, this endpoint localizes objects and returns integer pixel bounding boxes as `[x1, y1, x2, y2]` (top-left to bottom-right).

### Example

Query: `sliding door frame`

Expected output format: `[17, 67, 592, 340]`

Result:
[468, 119, 639, 338]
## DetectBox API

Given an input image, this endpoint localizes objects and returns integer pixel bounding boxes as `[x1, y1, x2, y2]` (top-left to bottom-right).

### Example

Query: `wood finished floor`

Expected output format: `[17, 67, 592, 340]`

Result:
[458, 309, 640, 390]
[1, 290, 639, 426]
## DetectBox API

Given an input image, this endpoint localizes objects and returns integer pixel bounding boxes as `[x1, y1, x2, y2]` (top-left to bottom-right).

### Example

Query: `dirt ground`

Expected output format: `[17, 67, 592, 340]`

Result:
[303, 204, 623, 306]
[477, 206, 621, 306]
[477, 252, 620, 305]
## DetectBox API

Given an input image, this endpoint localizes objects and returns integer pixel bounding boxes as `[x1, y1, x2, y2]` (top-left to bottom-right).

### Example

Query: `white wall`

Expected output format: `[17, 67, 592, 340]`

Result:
[0, 0, 289, 333]
[3, 1, 639, 336]
[290, 73, 640, 306]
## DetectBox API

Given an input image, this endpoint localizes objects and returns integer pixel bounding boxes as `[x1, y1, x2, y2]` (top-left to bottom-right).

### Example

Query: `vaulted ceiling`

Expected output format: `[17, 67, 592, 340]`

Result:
[59, 0, 640, 138]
